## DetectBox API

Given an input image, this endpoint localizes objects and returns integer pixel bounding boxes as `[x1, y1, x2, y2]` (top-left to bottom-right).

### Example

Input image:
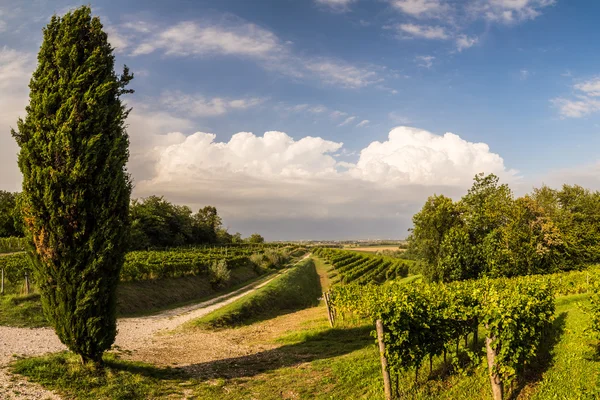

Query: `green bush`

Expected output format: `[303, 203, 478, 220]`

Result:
[195, 258, 321, 328]
[208, 260, 231, 288]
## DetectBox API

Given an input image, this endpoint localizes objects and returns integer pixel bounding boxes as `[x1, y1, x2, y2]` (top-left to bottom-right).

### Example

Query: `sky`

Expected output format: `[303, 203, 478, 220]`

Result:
[1, 0, 600, 240]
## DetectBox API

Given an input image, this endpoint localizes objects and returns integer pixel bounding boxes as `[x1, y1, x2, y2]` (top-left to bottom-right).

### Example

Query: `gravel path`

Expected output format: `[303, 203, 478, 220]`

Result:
[0, 256, 309, 400]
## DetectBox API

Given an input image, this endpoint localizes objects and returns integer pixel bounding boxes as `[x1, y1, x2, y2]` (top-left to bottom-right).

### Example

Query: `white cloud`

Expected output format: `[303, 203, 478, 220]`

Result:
[304, 59, 383, 88]
[470, 0, 556, 24]
[356, 119, 370, 127]
[520, 69, 530, 80]
[130, 125, 515, 238]
[553, 77, 600, 118]
[415, 55, 435, 69]
[398, 23, 449, 39]
[132, 21, 283, 58]
[105, 25, 129, 53]
[315, 0, 356, 12]
[390, 0, 450, 18]
[338, 116, 357, 126]
[120, 19, 387, 90]
[349, 126, 515, 185]
[455, 34, 478, 52]
[160, 91, 265, 118]
[574, 78, 600, 97]
[330, 110, 348, 119]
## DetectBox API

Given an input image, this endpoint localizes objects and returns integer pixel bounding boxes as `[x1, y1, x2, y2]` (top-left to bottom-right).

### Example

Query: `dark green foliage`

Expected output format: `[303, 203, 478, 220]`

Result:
[129, 197, 235, 249]
[0, 191, 24, 237]
[409, 173, 599, 282]
[12, 6, 132, 363]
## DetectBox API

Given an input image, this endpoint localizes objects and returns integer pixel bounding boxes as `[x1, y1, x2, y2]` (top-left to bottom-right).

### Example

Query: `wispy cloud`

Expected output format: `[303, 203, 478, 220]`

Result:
[315, 0, 356, 12]
[455, 34, 478, 52]
[389, 0, 450, 18]
[338, 116, 357, 126]
[356, 119, 370, 127]
[398, 23, 449, 39]
[161, 91, 266, 117]
[553, 76, 600, 118]
[469, 0, 556, 25]
[119, 18, 389, 90]
[415, 55, 435, 69]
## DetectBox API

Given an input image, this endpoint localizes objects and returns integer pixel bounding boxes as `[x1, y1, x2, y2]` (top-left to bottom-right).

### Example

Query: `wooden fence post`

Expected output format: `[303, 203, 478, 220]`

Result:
[376, 319, 393, 400]
[485, 334, 503, 400]
[24, 272, 30, 295]
[1, 268, 4, 295]
[323, 292, 334, 327]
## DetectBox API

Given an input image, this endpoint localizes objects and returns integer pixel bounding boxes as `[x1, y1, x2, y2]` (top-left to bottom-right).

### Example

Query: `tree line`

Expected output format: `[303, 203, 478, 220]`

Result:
[408, 173, 600, 282]
[0, 191, 264, 249]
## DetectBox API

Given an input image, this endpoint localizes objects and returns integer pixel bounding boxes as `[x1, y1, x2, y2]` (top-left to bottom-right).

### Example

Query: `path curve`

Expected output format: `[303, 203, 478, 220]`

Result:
[0, 254, 309, 399]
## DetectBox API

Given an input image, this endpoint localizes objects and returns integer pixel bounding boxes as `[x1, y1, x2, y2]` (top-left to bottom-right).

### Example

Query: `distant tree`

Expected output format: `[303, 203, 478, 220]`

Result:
[129, 196, 193, 249]
[231, 232, 243, 244]
[193, 206, 222, 244]
[247, 233, 265, 244]
[408, 194, 461, 280]
[12, 6, 133, 364]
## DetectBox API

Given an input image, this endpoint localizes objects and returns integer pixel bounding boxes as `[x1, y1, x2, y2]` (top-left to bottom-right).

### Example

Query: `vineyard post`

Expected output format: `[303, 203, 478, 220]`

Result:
[323, 292, 334, 327]
[1, 268, 4, 294]
[24, 272, 30, 295]
[485, 334, 503, 400]
[376, 319, 393, 400]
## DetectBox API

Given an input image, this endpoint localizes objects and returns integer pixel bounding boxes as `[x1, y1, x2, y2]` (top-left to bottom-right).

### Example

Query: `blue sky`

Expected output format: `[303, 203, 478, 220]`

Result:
[1, 0, 599, 239]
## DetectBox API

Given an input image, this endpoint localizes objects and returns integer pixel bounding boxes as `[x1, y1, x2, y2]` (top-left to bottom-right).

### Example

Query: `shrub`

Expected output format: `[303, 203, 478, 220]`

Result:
[208, 260, 231, 288]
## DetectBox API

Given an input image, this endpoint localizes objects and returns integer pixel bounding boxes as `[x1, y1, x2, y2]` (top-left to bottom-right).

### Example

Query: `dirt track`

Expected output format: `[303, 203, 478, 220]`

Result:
[0, 257, 307, 400]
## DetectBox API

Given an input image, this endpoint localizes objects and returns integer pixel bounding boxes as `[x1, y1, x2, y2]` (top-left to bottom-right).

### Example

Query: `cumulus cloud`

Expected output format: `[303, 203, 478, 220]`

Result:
[553, 77, 600, 118]
[398, 23, 449, 39]
[132, 125, 515, 235]
[349, 126, 514, 185]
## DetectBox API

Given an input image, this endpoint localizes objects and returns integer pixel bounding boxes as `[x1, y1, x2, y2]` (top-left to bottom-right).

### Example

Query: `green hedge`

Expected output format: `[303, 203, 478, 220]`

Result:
[194, 258, 321, 328]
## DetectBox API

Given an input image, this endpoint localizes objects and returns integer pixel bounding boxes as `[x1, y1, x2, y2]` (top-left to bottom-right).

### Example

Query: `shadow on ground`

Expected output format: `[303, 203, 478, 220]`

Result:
[508, 311, 567, 399]
[176, 325, 373, 380]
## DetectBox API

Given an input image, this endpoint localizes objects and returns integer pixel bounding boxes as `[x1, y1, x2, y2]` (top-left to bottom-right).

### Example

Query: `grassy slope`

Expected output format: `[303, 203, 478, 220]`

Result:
[191, 258, 321, 329]
[0, 265, 264, 327]
[11, 285, 600, 399]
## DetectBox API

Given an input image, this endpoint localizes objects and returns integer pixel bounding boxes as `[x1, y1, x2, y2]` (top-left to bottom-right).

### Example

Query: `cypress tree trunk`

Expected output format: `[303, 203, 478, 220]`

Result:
[12, 6, 133, 364]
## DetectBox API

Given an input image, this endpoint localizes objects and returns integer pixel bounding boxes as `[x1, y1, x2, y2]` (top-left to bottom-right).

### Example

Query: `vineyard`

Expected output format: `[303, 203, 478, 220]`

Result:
[312, 247, 413, 285]
[0, 245, 307, 292]
[322, 267, 600, 399]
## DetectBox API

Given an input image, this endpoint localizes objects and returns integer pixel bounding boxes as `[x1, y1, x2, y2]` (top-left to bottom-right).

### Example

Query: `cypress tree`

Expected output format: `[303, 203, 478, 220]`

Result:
[12, 6, 133, 364]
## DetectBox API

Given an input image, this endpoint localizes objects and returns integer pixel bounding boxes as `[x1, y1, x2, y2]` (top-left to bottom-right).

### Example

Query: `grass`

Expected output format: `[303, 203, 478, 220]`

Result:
[10, 352, 185, 400]
[11, 291, 600, 399]
[0, 293, 47, 328]
[191, 258, 322, 329]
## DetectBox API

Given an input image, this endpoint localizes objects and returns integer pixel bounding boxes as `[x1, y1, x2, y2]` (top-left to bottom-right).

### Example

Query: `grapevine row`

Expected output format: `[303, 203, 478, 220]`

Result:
[314, 248, 412, 285]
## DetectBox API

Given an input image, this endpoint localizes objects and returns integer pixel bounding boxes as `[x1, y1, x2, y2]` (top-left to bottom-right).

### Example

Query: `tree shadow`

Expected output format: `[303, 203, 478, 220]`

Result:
[508, 311, 567, 400]
[184, 325, 373, 380]
[112, 325, 373, 381]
